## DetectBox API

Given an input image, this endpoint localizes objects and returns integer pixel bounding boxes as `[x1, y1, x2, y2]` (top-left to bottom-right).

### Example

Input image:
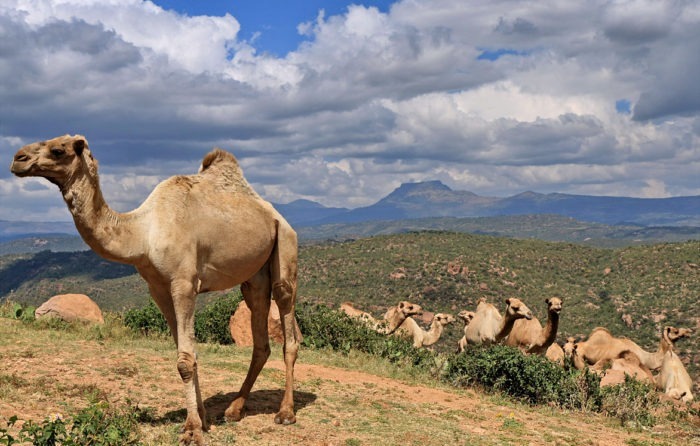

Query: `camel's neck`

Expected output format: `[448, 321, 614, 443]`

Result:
[422, 320, 444, 346]
[528, 312, 559, 354]
[61, 171, 144, 264]
[381, 308, 406, 334]
[495, 316, 518, 342]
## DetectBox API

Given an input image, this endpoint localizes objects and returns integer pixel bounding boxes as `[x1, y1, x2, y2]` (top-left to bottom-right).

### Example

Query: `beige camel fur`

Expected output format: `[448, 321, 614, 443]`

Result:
[505, 297, 562, 355]
[596, 350, 654, 387]
[457, 310, 476, 353]
[380, 301, 423, 334]
[339, 302, 378, 327]
[656, 327, 694, 402]
[563, 336, 577, 357]
[395, 313, 455, 348]
[463, 298, 533, 346]
[572, 326, 692, 372]
[11, 135, 300, 445]
[545, 343, 565, 365]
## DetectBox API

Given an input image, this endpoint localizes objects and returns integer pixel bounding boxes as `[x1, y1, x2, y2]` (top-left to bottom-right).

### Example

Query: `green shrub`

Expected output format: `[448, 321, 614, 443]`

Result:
[443, 345, 602, 409]
[296, 303, 436, 369]
[0, 399, 142, 446]
[194, 291, 242, 344]
[601, 375, 659, 428]
[123, 300, 169, 336]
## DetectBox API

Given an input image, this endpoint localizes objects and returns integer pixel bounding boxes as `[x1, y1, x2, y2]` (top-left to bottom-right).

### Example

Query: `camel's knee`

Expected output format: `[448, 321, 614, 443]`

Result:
[272, 279, 295, 303]
[177, 352, 197, 383]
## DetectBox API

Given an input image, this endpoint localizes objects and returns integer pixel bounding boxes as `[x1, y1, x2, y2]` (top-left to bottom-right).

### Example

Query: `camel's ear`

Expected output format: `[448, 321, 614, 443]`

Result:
[505, 298, 512, 306]
[545, 298, 550, 305]
[73, 138, 86, 156]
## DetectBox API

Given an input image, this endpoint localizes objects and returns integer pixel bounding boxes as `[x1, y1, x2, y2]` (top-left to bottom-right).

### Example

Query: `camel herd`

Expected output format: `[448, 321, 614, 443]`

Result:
[341, 297, 695, 403]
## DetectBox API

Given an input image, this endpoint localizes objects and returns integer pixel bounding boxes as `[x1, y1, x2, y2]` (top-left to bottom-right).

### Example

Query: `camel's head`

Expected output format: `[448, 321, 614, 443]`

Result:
[434, 313, 455, 326]
[545, 297, 563, 314]
[563, 336, 577, 356]
[663, 326, 693, 344]
[504, 297, 533, 320]
[10, 134, 93, 188]
[397, 301, 423, 317]
[457, 310, 475, 324]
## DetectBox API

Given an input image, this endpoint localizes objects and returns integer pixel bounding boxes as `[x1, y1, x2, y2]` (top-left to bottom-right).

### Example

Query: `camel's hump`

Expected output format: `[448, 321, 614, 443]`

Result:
[200, 148, 240, 172]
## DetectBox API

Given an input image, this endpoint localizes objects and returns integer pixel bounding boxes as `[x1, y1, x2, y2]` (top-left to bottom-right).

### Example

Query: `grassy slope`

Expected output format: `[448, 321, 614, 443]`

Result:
[1, 232, 698, 380]
[1, 317, 698, 446]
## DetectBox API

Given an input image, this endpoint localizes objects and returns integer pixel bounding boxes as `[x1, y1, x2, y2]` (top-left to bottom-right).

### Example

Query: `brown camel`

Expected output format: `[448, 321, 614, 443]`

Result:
[505, 297, 562, 355]
[572, 326, 691, 372]
[395, 313, 455, 348]
[463, 297, 533, 346]
[11, 135, 300, 445]
[456, 310, 476, 353]
[545, 343, 565, 365]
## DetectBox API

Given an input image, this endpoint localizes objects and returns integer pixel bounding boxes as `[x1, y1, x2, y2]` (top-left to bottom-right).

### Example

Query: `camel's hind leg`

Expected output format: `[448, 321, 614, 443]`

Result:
[271, 220, 299, 425]
[225, 266, 272, 422]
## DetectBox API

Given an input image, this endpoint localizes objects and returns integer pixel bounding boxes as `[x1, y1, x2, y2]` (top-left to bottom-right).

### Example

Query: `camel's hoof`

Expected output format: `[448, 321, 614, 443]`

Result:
[274, 409, 296, 425]
[179, 428, 206, 446]
[224, 404, 246, 422]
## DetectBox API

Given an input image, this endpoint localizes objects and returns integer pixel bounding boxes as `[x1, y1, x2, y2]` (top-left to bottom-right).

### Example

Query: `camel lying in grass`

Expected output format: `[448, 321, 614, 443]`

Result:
[505, 297, 562, 355]
[456, 310, 476, 353]
[463, 298, 533, 346]
[572, 326, 691, 371]
[656, 327, 694, 402]
[339, 301, 422, 334]
[395, 313, 455, 348]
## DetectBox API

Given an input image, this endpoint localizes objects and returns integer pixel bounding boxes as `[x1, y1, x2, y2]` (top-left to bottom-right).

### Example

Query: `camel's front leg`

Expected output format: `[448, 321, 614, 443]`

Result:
[172, 279, 208, 446]
[225, 271, 271, 422]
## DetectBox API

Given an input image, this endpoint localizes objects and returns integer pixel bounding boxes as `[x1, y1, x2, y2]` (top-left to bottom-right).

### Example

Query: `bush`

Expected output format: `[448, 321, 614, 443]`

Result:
[443, 345, 602, 409]
[123, 300, 168, 336]
[0, 399, 142, 446]
[601, 375, 659, 428]
[194, 291, 242, 344]
[296, 303, 436, 369]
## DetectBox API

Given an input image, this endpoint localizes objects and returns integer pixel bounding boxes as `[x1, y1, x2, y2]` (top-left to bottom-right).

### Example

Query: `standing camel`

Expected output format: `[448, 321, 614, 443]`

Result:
[11, 135, 300, 445]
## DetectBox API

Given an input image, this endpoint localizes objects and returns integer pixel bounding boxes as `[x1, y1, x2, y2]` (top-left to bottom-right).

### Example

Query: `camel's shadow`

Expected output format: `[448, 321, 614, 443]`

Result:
[154, 390, 317, 426]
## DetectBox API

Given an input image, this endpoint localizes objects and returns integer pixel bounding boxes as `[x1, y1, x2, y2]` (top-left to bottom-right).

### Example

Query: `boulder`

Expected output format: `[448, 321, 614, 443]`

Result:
[229, 300, 302, 347]
[35, 293, 104, 324]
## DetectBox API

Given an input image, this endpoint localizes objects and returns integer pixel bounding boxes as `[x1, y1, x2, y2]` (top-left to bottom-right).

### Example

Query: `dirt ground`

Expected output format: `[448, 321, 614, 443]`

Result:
[1, 319, 698, 445]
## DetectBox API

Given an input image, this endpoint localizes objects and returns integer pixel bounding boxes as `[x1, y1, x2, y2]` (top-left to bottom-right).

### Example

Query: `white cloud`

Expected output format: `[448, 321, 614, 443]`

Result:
[1, 0, 700, 222]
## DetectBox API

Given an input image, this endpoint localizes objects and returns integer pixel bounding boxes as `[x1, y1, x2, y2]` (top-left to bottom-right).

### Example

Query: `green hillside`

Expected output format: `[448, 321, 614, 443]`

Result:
[1, 232, 698, 382]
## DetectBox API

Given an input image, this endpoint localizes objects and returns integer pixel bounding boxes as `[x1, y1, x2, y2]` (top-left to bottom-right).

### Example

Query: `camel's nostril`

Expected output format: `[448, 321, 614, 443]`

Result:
[14, 154, 29, 162]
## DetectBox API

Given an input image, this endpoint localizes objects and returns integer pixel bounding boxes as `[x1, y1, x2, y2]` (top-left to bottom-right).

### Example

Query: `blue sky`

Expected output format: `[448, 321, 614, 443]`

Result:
[152, 0, 394, 56]
[1, 0, 700, 222]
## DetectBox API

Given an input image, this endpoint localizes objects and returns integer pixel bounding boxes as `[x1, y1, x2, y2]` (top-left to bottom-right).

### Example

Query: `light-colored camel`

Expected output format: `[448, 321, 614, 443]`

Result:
[596, 350, 654, 387]
[11, 135, 300, 445]
[572, 326, 691, 372]
[562, 336, 577, 357]
[395, 313, 455, 348]
[545, 343, 565, 365]
[339, 301, 378, 327]
[656, 327, 694, 402]
[380, 301, 423, 334]
[505, 297, 562, 355]
[463, 298, 533, 346]
[456, 310, 475, 353]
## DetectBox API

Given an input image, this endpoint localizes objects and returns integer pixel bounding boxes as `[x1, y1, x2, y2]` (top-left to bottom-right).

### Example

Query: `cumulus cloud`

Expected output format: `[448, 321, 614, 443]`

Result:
[1, 0, 699, 221]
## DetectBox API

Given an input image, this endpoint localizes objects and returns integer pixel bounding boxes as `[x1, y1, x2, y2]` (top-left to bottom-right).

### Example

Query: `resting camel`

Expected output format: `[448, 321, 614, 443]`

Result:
[380, 301, 423, 334]
[572, 326, 691, 372]
[456, 310, 476, 353]
[395, 313, 455, 348]
[339, 302, 377, 327]
[11, 135, 300, 445]
[656, 327, 694, 402]
[545, 343, 565, 365]
[596, 350, 654, 387]
[463, 298, 533, 346]
[505, 297, 562, 355]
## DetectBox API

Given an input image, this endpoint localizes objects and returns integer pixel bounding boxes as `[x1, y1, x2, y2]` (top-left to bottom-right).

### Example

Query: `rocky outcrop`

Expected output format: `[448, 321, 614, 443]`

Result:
[229, 300, 302, 346]
[35, 293, 104, 324]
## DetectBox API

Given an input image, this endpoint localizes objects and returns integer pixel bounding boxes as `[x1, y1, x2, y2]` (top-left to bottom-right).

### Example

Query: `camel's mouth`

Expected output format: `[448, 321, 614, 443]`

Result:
[10, 162, 33, 177]
[524, 313, 533, 320]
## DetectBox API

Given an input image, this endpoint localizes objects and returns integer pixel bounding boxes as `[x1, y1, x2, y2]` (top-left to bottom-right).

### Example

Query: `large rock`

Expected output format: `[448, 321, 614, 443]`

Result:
[35, 293, 104, 324]
[229, 300, 302, 346]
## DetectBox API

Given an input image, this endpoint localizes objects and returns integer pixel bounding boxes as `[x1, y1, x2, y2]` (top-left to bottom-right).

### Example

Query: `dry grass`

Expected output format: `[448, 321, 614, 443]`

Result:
[1, 317, 697, 445]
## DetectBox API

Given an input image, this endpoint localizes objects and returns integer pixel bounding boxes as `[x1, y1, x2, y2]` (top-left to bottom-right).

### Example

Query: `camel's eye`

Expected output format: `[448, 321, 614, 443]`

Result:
[50, 147, 66, 157]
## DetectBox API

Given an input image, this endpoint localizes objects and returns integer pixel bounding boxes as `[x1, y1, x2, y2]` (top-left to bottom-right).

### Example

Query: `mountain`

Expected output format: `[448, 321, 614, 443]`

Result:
[281, 181, 700, 227]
